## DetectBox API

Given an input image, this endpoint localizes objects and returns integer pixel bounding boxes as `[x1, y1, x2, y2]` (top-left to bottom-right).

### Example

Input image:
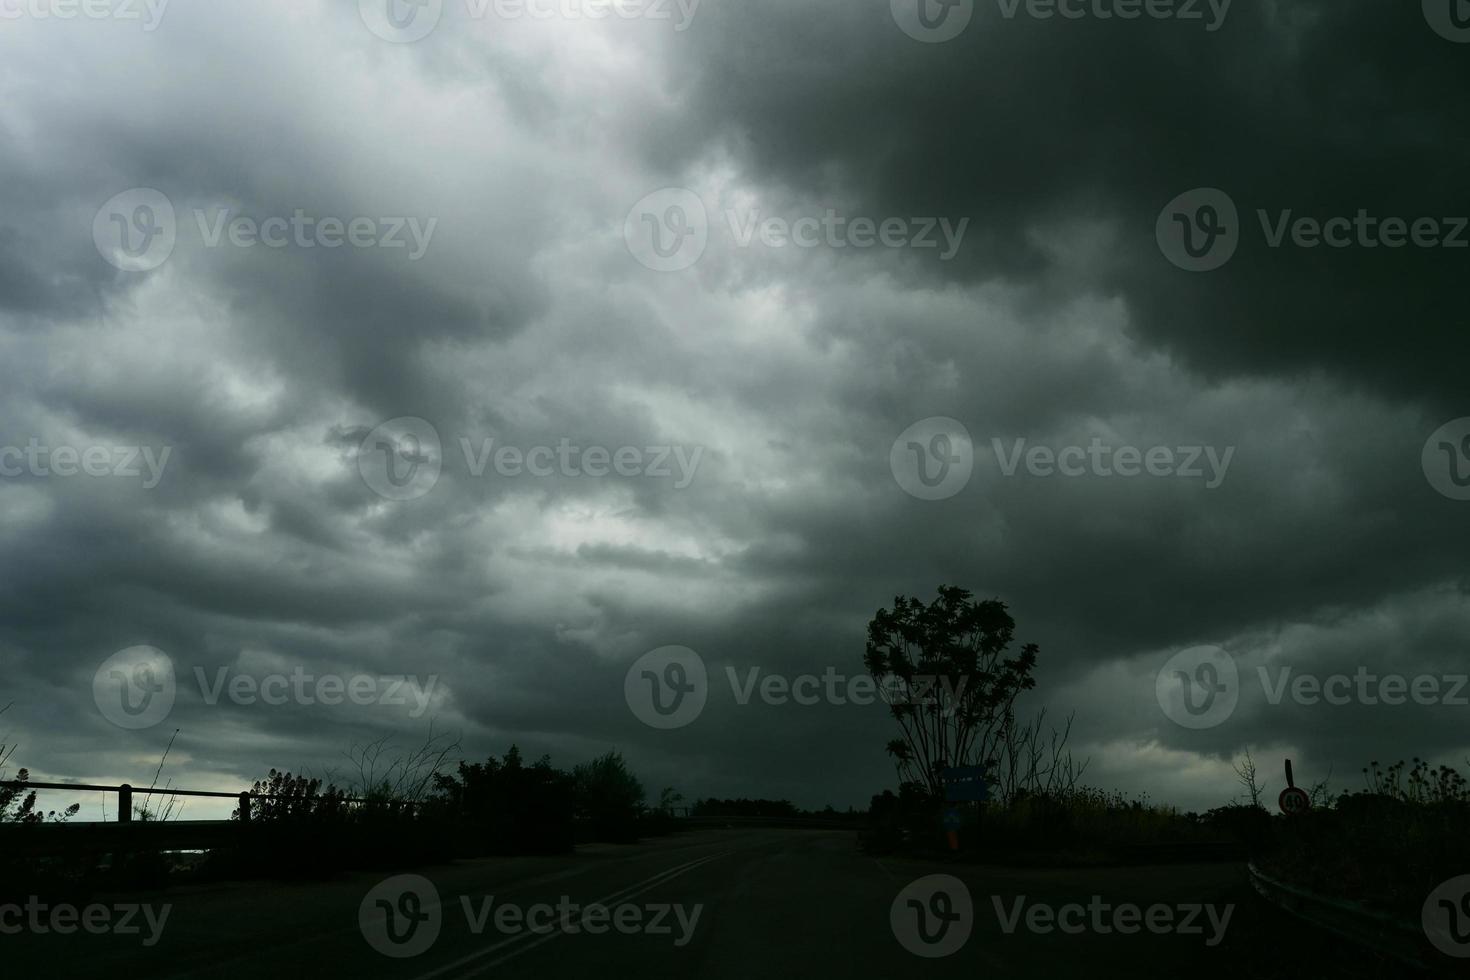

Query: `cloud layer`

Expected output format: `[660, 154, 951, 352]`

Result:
[2, 0, 1467, 816]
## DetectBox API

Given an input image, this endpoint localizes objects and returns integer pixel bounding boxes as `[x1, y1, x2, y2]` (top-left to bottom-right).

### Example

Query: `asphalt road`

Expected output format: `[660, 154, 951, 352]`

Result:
[2, 829, 1428, 979]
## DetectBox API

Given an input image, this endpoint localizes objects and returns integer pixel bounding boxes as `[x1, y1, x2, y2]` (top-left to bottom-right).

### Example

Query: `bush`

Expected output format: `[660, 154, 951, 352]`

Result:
[573, 751, 645, 843]
[1257, 759, 1470, 917]
[860, 785, 940, 854]
[432, 746, 576, 855]
[200, 769, 444, 880]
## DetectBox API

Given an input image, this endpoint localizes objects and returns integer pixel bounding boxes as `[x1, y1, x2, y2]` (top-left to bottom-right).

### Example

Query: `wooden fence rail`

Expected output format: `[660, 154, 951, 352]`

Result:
[0, 779, 424, 824]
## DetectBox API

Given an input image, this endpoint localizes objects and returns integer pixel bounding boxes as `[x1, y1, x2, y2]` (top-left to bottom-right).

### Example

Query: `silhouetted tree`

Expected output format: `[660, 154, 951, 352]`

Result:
[433, 745, 576, 854]
[573, 751, 645, 842]
[656, 786, 685, 814]
[863, 586, 1037, 800]
[0, 702, 78, 824]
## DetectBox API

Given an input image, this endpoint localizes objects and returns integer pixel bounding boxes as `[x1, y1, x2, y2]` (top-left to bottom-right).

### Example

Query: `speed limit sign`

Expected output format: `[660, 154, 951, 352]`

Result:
[1278, 787, 1310, 815]
[1278, 759, 1311, 815]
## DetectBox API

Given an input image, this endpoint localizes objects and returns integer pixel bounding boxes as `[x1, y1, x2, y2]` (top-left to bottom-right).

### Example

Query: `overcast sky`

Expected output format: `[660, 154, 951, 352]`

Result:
[3, 0, 1469, 819]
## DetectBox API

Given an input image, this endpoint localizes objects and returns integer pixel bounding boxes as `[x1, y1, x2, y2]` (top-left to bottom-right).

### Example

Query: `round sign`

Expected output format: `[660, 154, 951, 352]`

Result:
[942, 808, 963, 832]
[1278, 787, 1311, 815]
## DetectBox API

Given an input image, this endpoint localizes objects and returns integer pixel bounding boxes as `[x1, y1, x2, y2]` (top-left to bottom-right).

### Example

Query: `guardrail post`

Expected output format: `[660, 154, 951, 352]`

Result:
[238, 792, 252, 824]
[118, 784, 132, 823]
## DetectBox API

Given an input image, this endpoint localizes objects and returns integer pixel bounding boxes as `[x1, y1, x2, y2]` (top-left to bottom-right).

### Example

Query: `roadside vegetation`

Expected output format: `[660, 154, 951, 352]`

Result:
[1251, 757, 1470, 919]
[201, 741, 687, 879]
[0, 714, 688, 891]
[855, 584, 1468, 917]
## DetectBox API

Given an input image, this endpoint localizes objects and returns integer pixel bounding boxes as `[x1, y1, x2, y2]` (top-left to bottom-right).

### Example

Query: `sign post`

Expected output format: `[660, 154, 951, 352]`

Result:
[940, 765, 988, 852]
[941, 806, 963, 851]
[941, 765, 989, 803]
[1278, 758, 1311, 815]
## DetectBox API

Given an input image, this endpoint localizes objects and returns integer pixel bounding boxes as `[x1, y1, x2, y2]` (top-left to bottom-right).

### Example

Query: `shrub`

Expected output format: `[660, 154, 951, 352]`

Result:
[431, 746, 576, 855]
[573, 751, 645, 843]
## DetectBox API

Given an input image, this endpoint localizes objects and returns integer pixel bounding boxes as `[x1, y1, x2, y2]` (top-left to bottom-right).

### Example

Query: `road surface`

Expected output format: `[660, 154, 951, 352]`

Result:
[2, 829, 1425, 978]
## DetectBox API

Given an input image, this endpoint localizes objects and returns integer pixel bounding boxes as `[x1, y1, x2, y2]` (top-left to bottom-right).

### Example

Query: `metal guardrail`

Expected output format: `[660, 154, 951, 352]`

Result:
[1247, 861, 1430, 970]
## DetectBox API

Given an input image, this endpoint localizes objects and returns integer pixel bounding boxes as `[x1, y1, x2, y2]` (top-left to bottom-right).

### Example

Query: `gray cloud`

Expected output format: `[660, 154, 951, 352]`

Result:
[1, 0, 1466, 819]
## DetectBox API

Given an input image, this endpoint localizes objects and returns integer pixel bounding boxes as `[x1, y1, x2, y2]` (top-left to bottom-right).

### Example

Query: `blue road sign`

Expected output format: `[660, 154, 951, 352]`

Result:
[942, 765, 989, 802]
[942, 807, 964, 832]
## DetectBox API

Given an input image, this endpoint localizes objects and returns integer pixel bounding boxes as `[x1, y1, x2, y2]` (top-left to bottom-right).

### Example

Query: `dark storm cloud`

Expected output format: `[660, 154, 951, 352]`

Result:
[666, 0, 1470, 410]
[1, 0, 1467, 819]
